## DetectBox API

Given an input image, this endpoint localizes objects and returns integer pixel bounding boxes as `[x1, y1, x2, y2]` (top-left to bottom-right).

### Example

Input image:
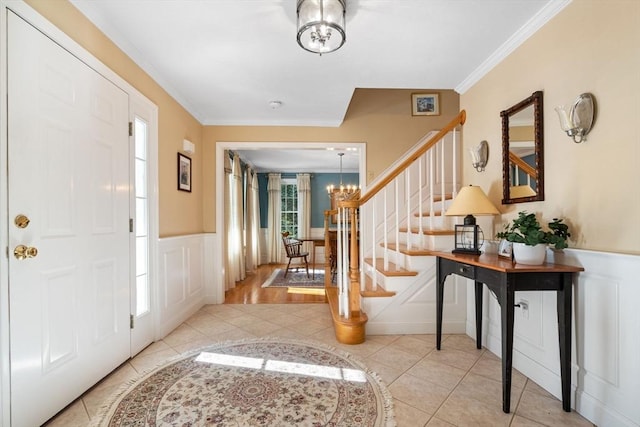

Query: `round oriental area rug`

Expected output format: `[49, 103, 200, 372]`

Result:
[92, 338, 395, 426]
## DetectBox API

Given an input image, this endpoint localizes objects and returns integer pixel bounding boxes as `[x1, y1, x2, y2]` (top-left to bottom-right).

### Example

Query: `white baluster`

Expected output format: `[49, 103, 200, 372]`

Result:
[383, 186, 388, 271]
[337, 206, 342, 316]
[429, 150, 435, 231]
[394, 178, 399, 270]
[341, 207, 349, 318]
[371, 195, 376, 290]
[418, 157, 424, 242]
[406, 167, 412, 250]
[440, 138, 446, 218]
[452, 130, 458, 196]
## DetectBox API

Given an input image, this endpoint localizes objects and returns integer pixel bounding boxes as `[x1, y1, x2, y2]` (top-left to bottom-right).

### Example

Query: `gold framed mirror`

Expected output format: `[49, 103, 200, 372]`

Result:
[501, 91, 544, 204]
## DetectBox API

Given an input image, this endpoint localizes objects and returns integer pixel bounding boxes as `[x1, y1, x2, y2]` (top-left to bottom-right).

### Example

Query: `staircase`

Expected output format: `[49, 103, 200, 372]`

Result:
[324, 111, 469, 343]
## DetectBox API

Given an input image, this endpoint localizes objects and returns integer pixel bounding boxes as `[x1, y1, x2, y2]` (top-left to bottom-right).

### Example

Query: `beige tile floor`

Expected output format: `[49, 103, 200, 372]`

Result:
[45, 304, 594, 427]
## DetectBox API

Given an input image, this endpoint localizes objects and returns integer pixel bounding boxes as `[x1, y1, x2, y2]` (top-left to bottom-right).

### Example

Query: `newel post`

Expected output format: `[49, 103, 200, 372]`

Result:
[341, 199, 361, 314]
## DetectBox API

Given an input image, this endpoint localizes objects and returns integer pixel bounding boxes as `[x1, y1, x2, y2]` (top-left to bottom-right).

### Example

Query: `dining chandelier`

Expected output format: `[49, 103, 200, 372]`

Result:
[327, 152, 359, 201]
[297, 0, 346, 55]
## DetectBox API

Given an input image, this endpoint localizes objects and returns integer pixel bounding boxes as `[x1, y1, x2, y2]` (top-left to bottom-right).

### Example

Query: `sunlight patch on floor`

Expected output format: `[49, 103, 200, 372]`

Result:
[288, 287, 325, 296]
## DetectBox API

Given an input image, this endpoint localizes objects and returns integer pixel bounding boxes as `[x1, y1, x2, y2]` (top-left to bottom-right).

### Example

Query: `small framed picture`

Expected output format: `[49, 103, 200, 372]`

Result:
[411, 93, 440, 116]
[498, 239, 513, 259]
[178, 153, 192, 192]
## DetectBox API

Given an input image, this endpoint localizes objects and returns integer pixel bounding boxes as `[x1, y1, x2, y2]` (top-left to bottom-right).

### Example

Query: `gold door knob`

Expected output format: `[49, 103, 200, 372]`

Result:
[14, 214, 30, 229]
[14, 245, 38, 260]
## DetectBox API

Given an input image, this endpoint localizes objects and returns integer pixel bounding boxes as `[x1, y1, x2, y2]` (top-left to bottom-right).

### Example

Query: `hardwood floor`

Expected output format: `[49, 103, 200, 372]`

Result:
[224, 263, 327, 304]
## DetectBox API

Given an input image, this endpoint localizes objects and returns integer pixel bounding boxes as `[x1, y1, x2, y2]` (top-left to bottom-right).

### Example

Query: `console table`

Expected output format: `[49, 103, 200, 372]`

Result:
[433, 251, 583, 413]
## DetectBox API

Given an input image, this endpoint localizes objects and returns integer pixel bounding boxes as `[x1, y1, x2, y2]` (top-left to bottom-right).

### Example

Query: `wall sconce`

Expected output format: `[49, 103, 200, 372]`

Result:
[183, 139, 195, 154]
[554, 93, 596, 143]
[469, 140, 488, 172]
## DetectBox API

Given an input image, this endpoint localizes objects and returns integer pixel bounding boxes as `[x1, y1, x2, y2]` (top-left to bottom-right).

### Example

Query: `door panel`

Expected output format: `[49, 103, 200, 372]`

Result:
[42, 266, 78, 371]
[7, 12, 130, 426]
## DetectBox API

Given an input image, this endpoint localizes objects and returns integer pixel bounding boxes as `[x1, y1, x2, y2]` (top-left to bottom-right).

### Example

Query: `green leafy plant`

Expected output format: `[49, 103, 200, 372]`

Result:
[496, 211, 571, 250]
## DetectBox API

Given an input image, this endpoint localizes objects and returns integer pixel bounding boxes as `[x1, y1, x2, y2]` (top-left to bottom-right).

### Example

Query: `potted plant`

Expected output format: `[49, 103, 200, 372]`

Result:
[496, 211, 571, 264]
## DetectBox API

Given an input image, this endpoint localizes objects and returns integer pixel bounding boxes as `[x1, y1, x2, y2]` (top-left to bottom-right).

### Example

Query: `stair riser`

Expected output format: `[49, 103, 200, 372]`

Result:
[363, 271, 418, 292]
[410, 218, 445, 230]
[400, 233, 454, 251]
[410, 216, 457, 230]
[371, 249, 435, 272]
[362, 270, 468, 335]
[423, 234, 454, 251]
[405, 255, 436, 271]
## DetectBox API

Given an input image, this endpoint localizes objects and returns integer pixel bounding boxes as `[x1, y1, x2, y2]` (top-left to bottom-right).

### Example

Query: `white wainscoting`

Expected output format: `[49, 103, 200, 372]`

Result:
[466, 249, 640, 427]
[157, 233, 217, 338]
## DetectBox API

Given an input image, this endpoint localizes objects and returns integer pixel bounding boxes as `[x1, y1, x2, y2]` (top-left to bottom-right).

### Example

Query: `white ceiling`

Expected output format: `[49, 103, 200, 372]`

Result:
[69, 0, 566, 172]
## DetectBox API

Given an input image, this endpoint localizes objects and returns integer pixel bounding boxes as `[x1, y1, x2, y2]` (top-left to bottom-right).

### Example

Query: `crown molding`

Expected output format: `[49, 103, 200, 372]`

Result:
[455, 0, 572, 94]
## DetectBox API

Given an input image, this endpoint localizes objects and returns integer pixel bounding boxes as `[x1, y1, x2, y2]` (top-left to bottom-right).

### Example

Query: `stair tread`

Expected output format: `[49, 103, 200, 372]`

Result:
[399, 227, 455, 236]
[361, 275, 396, 297]
[385, 243, 438, 256]
[364, 258, 418, 276]
[413, 211, 443, 217]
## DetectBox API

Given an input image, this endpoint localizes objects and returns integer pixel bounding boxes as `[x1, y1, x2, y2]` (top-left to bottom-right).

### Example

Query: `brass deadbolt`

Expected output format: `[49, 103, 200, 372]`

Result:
[14, 214, 30, 229]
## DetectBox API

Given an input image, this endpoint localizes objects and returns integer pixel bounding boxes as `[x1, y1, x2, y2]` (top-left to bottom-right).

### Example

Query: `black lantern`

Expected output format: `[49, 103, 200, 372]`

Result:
[445, 186, 499, 256]
[453, 222, 481, 255]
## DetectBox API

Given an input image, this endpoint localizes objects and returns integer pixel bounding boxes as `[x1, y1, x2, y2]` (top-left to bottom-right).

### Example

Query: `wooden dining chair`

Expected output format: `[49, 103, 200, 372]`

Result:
[327, 230, 338, 283]
[281, 232, 310, 278]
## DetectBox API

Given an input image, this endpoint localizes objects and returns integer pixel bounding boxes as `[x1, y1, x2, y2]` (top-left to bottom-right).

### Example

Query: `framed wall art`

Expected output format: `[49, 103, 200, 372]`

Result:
[178, 153, 192, 192]
[498, 239, 513, 259]
[411, 93, 440, 116]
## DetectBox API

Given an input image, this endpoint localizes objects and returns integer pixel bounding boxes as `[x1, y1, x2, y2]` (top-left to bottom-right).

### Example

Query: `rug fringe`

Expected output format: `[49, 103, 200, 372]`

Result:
[91, 336, 396, 427]
[260, 268, 280, 287]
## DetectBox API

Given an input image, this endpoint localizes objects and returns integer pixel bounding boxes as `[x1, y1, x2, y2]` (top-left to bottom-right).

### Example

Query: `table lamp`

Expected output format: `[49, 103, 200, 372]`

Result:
[445, 185, 500, 255]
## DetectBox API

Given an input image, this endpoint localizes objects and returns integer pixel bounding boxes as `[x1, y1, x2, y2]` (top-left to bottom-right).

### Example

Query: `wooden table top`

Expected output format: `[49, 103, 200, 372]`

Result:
[432, 251, 584, 274]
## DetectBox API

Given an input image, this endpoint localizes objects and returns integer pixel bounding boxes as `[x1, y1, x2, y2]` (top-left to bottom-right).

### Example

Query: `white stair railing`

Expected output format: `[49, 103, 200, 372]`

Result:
[326, 111, 466, 329]
[362, 129, 461, 279]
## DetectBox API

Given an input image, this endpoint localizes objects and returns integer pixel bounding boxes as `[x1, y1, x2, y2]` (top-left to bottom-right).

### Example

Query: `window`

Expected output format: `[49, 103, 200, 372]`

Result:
[281, 179, 298, 236]
[134, 117, 149, 316]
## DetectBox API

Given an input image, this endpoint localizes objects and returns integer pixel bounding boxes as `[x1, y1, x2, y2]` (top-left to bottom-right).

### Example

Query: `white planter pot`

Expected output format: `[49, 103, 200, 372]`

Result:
[512, 243, 547, 265]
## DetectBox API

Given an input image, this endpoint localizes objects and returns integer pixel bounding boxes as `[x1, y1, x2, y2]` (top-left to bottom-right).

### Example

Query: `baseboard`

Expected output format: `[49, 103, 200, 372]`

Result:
[366, 320, 466, 336]
[576, 390, 639, 427]
[157, 300, 204, 339]
[485, 331, 576, 406]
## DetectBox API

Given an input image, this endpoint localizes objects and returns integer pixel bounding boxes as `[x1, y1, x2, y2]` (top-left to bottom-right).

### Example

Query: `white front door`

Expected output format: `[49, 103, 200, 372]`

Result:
[7, 11, 131, 426]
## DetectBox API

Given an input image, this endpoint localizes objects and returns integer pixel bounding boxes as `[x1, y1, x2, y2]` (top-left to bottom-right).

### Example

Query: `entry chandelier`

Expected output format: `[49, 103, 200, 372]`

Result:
[297, 0, 346, 55]
[327, 153, 359, 201]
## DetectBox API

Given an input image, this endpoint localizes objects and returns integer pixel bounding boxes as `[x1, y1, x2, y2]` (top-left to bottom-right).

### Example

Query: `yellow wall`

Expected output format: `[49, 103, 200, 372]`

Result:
[461, 0, 640, 255]
[509, 126, 534, 141]
[25, 0, 204, 237]
[202, 89, 460, 232]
